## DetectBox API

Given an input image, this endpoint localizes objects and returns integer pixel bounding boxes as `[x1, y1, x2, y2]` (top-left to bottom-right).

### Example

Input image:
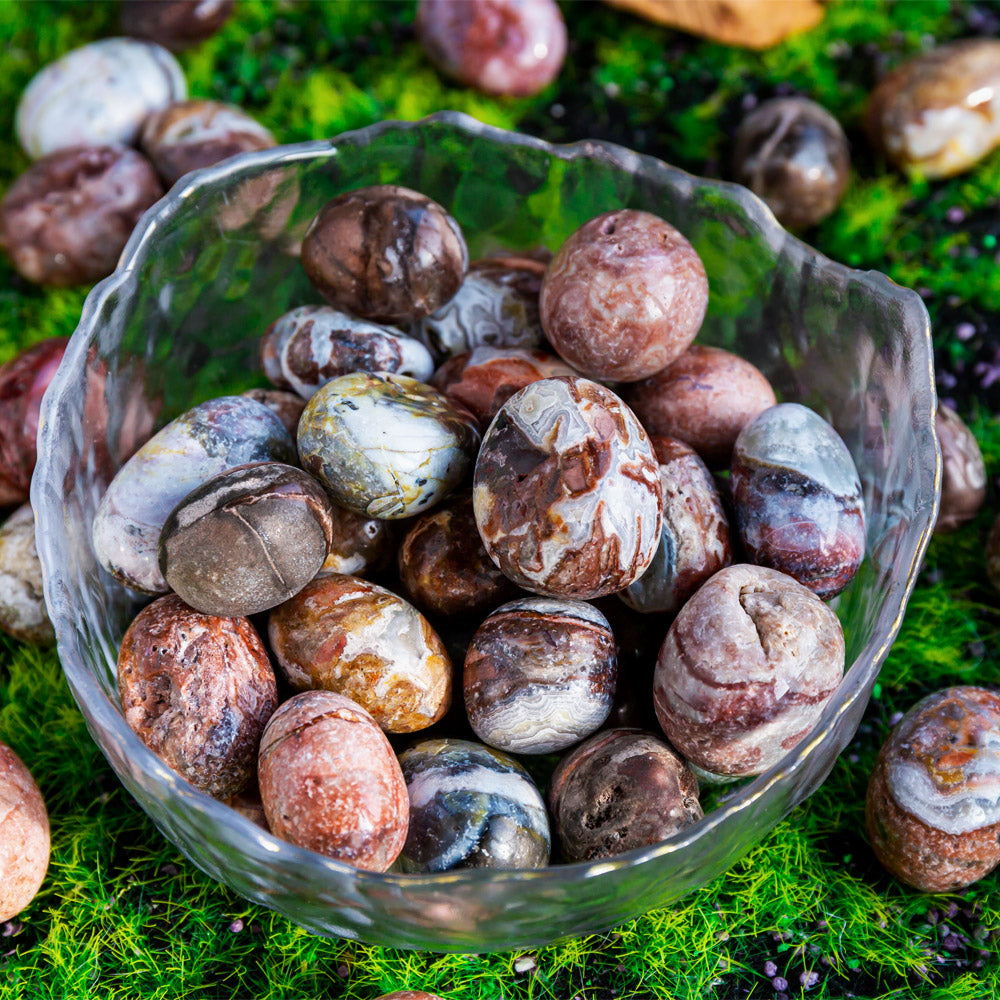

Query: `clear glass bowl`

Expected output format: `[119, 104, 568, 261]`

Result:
[32, 112, 939, 952]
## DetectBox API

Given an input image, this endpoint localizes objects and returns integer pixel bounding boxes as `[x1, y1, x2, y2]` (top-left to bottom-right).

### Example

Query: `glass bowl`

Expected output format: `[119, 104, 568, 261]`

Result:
[32, 111, 938, 952]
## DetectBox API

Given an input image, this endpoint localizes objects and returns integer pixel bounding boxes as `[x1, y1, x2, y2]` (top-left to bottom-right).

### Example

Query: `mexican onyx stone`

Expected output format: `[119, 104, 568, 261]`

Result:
[159, 462, 335, 617]
[0, 505, 54, 645]
[473, 376, 663, 599]
[464, 597, 616, 754]
[866, 686, 1000, 892]
[297, 372, 480, 520]
[934, 403, 986, 534]
[92, 395, 295, 593]
[0, 742, 50, 922]
[730, 402, 866, 599]
[397, 737, 550, 872]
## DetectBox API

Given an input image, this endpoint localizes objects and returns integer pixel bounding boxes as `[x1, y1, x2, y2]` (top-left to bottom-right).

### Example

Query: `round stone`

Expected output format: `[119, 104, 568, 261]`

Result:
[731, 402, 866, 599]
[120, 0, 234, 51]
[0, 505, 54, 646]
[0, 742, 49, 923]
[540, 209, 708, 382]
[0, 145, 163, 287]
[464, 597, 616, 754]
[16, 37, 186, 159]
[159, 462, 335, 617]
[397, 738, 550, 873]
[653, 564, 845, 778]
[935, 403, 985, 534]
[473, 375, 663, 599]
[297, 372, 480, 520]
[732, 96, 850, 230]
[316, 506, 397, 578]
[301, 185, 468, 323]
[866, 686, 1000, 892]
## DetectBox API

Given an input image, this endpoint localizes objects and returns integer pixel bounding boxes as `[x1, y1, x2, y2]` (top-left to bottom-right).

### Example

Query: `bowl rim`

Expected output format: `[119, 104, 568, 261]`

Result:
[33, 110, 941, 892]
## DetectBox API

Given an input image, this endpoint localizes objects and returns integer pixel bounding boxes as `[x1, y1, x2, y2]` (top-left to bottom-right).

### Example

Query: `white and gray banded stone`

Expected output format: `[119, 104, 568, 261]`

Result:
[261, 305, 434, 398]
[398, 738, 550, 873]
[297, 372, 480, 519]
[463, 597, 616, 754]
[16, 38, 187, 159]
[0, 505, 53, 645]
[92, 396, 295, 593]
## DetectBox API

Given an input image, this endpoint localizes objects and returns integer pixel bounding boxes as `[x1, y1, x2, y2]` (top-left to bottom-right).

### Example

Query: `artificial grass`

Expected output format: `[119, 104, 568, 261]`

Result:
[2, 1, 1000, 997]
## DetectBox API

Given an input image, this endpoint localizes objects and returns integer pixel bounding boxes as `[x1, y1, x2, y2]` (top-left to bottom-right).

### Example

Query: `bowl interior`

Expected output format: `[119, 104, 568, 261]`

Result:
[33, 112, 938, 951]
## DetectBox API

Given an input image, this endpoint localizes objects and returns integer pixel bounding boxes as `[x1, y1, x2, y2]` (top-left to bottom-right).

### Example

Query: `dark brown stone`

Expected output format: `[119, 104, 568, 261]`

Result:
[935, 403, 985, 534]
[120, 0, 234, 51]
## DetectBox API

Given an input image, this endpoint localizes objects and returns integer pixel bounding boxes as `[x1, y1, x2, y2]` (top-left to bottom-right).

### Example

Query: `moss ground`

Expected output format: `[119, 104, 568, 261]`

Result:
[2, 1, 1000, 997]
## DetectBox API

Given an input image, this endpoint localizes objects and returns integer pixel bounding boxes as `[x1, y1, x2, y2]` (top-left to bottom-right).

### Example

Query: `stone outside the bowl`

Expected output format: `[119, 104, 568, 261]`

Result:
[32, 114, 938, 951]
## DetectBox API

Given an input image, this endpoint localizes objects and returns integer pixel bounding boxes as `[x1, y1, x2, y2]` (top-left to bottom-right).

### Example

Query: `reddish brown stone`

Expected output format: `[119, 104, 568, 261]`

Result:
[0, 742, 49, 922]
[257, 690, 408, 871]
[398, 491, 519, 617]
[935, 403, 985, 534]
[0, 146, 163, 287]
[120, 0, 234, 51]
[623, 344, 776, 468]
[540, 210, 708, 382]
[117, 595, 278, 799]
[317, 505, 396, 578]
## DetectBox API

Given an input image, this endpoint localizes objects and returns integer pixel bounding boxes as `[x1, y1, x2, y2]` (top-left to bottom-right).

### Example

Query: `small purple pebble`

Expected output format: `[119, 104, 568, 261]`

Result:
[801, 970, 820, 988]
[956, 322, 976, 341]
[228, 919, 244, 933]
[772, 976, 789, 992]
[764, 960, 778, 977]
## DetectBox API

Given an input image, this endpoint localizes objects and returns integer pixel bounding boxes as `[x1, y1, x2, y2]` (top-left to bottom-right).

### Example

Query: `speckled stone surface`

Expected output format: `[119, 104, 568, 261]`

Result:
[257, 690, 408, 872]
[473, 375, 662, 599]
[397, 491, 519, 617]
[120, 0, 234, 52]
[15, 37, 186, 159]
[0, 742, 50, 923]
[140, 99, 274, 186]
[301, 185, 468, 323]
[934, 403, 985, 534]
[0, 145, 163, 287]
[417, 0, 566, 97]
[623, 344, 777, 469]
[268, 574, 452, 733]
[159, 462, 335, 617]
[239, 389, 305, 437]
[397, 738, 550, 873]
[620, 437, 732, 616]
[731, 402, 866, 599]
[416, 259, 547, 360]
[298, 372, 480, 520]
[92, 395, 295, 593]
[0, 505, 53, 646]
[867, 38, 1000, 179]
[549, 728, 702, 862]
[732, 96, 849, 229]
[540, 209, 708, 382]
[464, 597, 616, 754]
[866, 686, 1000, 893]
[654, 564, 845, 777]
[117, 595, 278, 800]
[261, 305, 434, 398]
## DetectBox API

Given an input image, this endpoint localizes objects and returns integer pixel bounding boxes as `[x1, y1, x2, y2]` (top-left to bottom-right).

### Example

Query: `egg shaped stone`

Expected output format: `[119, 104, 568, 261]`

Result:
[416, 258, 547, 360]
[93, 395, 295, 593]
[464, 597, 616, 754]
[269, 574, 452, 733]
[117, 594, 278, 799]
[0, 145, 164, 288]
[417, 0, 567, 97]
[473, 376, 662, 599]
[540, 210, 708, 382]
[301, 185, 468, 323]
[866, 686, 1000, 893]
[622, 344, 777, 469]
[0, 505, 54, 646]
[620, 437, 732, 616]
[159, 462, 335, 616]
[298, 372, 480, 520]
[140, 99, 274, 187]
[260, 305, 434, 398]
[731, 403, 866, 599]
[398, 491, 519, 618]
[867, 39, 1000, 179]
[120, 0, 235, 52]
[240, 389, 305, 437]
[732, 96, 850, 230]
[0, 338, 67, 506]
[316, 505, 396, 578]
[654, 564, 845, 778]
[0, 742, 50, 922]
[398, 738, 550, 873]
[258, 690, 408, 871]
[16, 37, 187, 159]
[935, 403, 986, 534]
[549, 728, 702, 862]
[432, 346, 578, 430]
